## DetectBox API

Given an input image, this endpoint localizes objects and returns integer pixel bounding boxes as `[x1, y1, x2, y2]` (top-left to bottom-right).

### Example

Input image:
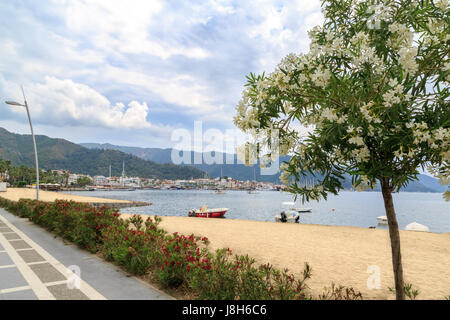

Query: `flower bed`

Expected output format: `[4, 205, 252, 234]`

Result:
[0, 197, 314, 300]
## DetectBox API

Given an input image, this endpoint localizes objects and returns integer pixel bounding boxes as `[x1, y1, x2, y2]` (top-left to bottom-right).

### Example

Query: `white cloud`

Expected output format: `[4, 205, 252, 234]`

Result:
[1, 75, 151, 129]
[55, 0, 210, 60]
[101, 66, 219, 115]
[0, 0, 325, 148]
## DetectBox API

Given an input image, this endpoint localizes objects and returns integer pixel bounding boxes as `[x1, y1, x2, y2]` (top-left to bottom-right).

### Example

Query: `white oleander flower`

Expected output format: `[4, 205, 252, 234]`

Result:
[311, 68, 331, 88]
[398, 47, 419, 75]
[320, 108, 338, 122]
[436, 0, 449, 11]
[434, 128, 448, 141]
[355, 45, 385, 75]
[360, 102, 374, 122]
[280, 171, 290, 185]
[383, 80, 405, 107]
[347, 125, 355, 134]
[350, 31, 369, 45]
[336, 114, 348, 124]
[350, 145, 370, 163]
[388, 23, 413, 46]
[349, 136, 365, 146]
[295, 144, 307, 157]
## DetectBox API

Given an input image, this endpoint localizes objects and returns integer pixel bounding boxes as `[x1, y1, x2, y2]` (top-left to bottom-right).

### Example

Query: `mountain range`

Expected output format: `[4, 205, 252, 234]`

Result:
[0, 127, 206, 180]
[0, 127, 445, 192]
[81, 143, 284, 183]
[81, 142, 448, 193]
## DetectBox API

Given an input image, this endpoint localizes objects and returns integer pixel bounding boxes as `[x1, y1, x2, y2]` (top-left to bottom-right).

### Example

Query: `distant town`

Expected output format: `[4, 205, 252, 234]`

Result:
[45, 169, 284, 192]
[25, 160, 283, 192]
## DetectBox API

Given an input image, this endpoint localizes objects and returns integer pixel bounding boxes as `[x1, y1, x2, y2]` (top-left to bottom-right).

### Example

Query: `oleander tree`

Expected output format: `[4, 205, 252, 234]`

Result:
[234, 0, 449, 299]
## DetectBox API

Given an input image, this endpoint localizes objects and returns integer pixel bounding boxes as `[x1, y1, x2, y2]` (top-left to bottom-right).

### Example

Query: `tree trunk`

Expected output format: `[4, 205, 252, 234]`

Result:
[381, 180, 405, 300]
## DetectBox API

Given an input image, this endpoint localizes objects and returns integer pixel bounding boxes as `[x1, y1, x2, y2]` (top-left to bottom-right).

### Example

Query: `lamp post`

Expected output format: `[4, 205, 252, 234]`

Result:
[5, 86, 39, 200]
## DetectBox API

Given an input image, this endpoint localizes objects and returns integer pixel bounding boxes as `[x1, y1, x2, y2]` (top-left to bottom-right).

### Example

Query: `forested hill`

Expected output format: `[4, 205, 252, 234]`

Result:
[0, 127, 206, 180]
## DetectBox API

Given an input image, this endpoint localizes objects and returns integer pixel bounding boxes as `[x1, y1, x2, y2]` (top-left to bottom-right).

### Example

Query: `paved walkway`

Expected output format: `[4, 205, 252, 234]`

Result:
[0, 208, 173, 300]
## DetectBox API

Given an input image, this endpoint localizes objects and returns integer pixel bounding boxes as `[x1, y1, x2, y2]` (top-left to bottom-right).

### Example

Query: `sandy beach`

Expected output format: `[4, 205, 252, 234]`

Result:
[122, 214, 450, 299]
[0, 188, 133, 204]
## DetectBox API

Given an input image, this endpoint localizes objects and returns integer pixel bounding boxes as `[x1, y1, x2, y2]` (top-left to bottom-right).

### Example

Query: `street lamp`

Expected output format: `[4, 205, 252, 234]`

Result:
[5, 86, 40, 201]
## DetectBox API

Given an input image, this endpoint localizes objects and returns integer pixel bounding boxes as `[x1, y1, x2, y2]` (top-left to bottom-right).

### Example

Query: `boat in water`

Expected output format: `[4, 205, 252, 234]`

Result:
[188, 205, 228, 218]
[282, 202, 312, 213]
[294, 207, 312, 212]
[104, 187, 136, 191]
[214, 189, 227, 194]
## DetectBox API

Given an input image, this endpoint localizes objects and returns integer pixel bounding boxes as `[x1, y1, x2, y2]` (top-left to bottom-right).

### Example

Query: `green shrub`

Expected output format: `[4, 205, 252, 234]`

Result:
[318, 283, 363, 300]
[388, 282, 419, 300]
[0, 197, 316, 300]
[102, 215, 165, 275]
[188, 248, 312, 300]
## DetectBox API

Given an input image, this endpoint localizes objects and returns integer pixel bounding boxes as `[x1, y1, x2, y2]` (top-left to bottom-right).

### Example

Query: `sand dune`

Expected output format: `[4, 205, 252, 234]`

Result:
[121, 214, 450, 300]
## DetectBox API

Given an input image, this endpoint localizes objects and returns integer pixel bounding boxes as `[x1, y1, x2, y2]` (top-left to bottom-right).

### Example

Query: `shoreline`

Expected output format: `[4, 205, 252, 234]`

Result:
[121, 214, 450, 300]
[0, 188, 151, 208]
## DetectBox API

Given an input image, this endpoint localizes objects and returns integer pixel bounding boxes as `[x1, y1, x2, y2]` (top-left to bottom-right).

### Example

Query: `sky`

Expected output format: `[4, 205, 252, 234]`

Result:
[0, 0, 324, 151]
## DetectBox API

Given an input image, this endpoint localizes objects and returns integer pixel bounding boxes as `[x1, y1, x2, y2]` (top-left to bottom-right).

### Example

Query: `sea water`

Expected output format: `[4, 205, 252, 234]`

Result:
[66, 189, 450, 233]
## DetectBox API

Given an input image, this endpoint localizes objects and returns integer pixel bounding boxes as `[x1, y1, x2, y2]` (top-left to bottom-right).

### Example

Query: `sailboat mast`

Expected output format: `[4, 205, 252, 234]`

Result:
[122, 161, 125, 187]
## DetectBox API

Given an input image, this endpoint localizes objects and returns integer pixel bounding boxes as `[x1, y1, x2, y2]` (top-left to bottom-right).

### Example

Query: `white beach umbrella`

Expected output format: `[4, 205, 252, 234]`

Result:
[405, 222, 430, 232]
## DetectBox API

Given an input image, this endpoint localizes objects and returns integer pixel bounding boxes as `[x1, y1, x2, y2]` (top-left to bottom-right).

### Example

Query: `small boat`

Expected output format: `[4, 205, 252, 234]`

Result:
[405, 222, 429, 232]
[214, 189, 227, 194]
[282, 202, 312, 212]
[377, 216, 388, 224]
[294, 207, 312, 213]
[274, 211, 300, 223]
[275, 202, 300, 223]
[104, 187, 136, 191]
[247, 189, 259, 194]
[188, 205, 228, 218]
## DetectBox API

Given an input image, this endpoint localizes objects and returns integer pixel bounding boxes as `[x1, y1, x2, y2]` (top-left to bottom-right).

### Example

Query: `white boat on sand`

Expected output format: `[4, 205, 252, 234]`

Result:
[275, 202, 301, 223]
[405, 222, 429, 232]
[275, 211, 300, 223]
[188, 205, 228, 218]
